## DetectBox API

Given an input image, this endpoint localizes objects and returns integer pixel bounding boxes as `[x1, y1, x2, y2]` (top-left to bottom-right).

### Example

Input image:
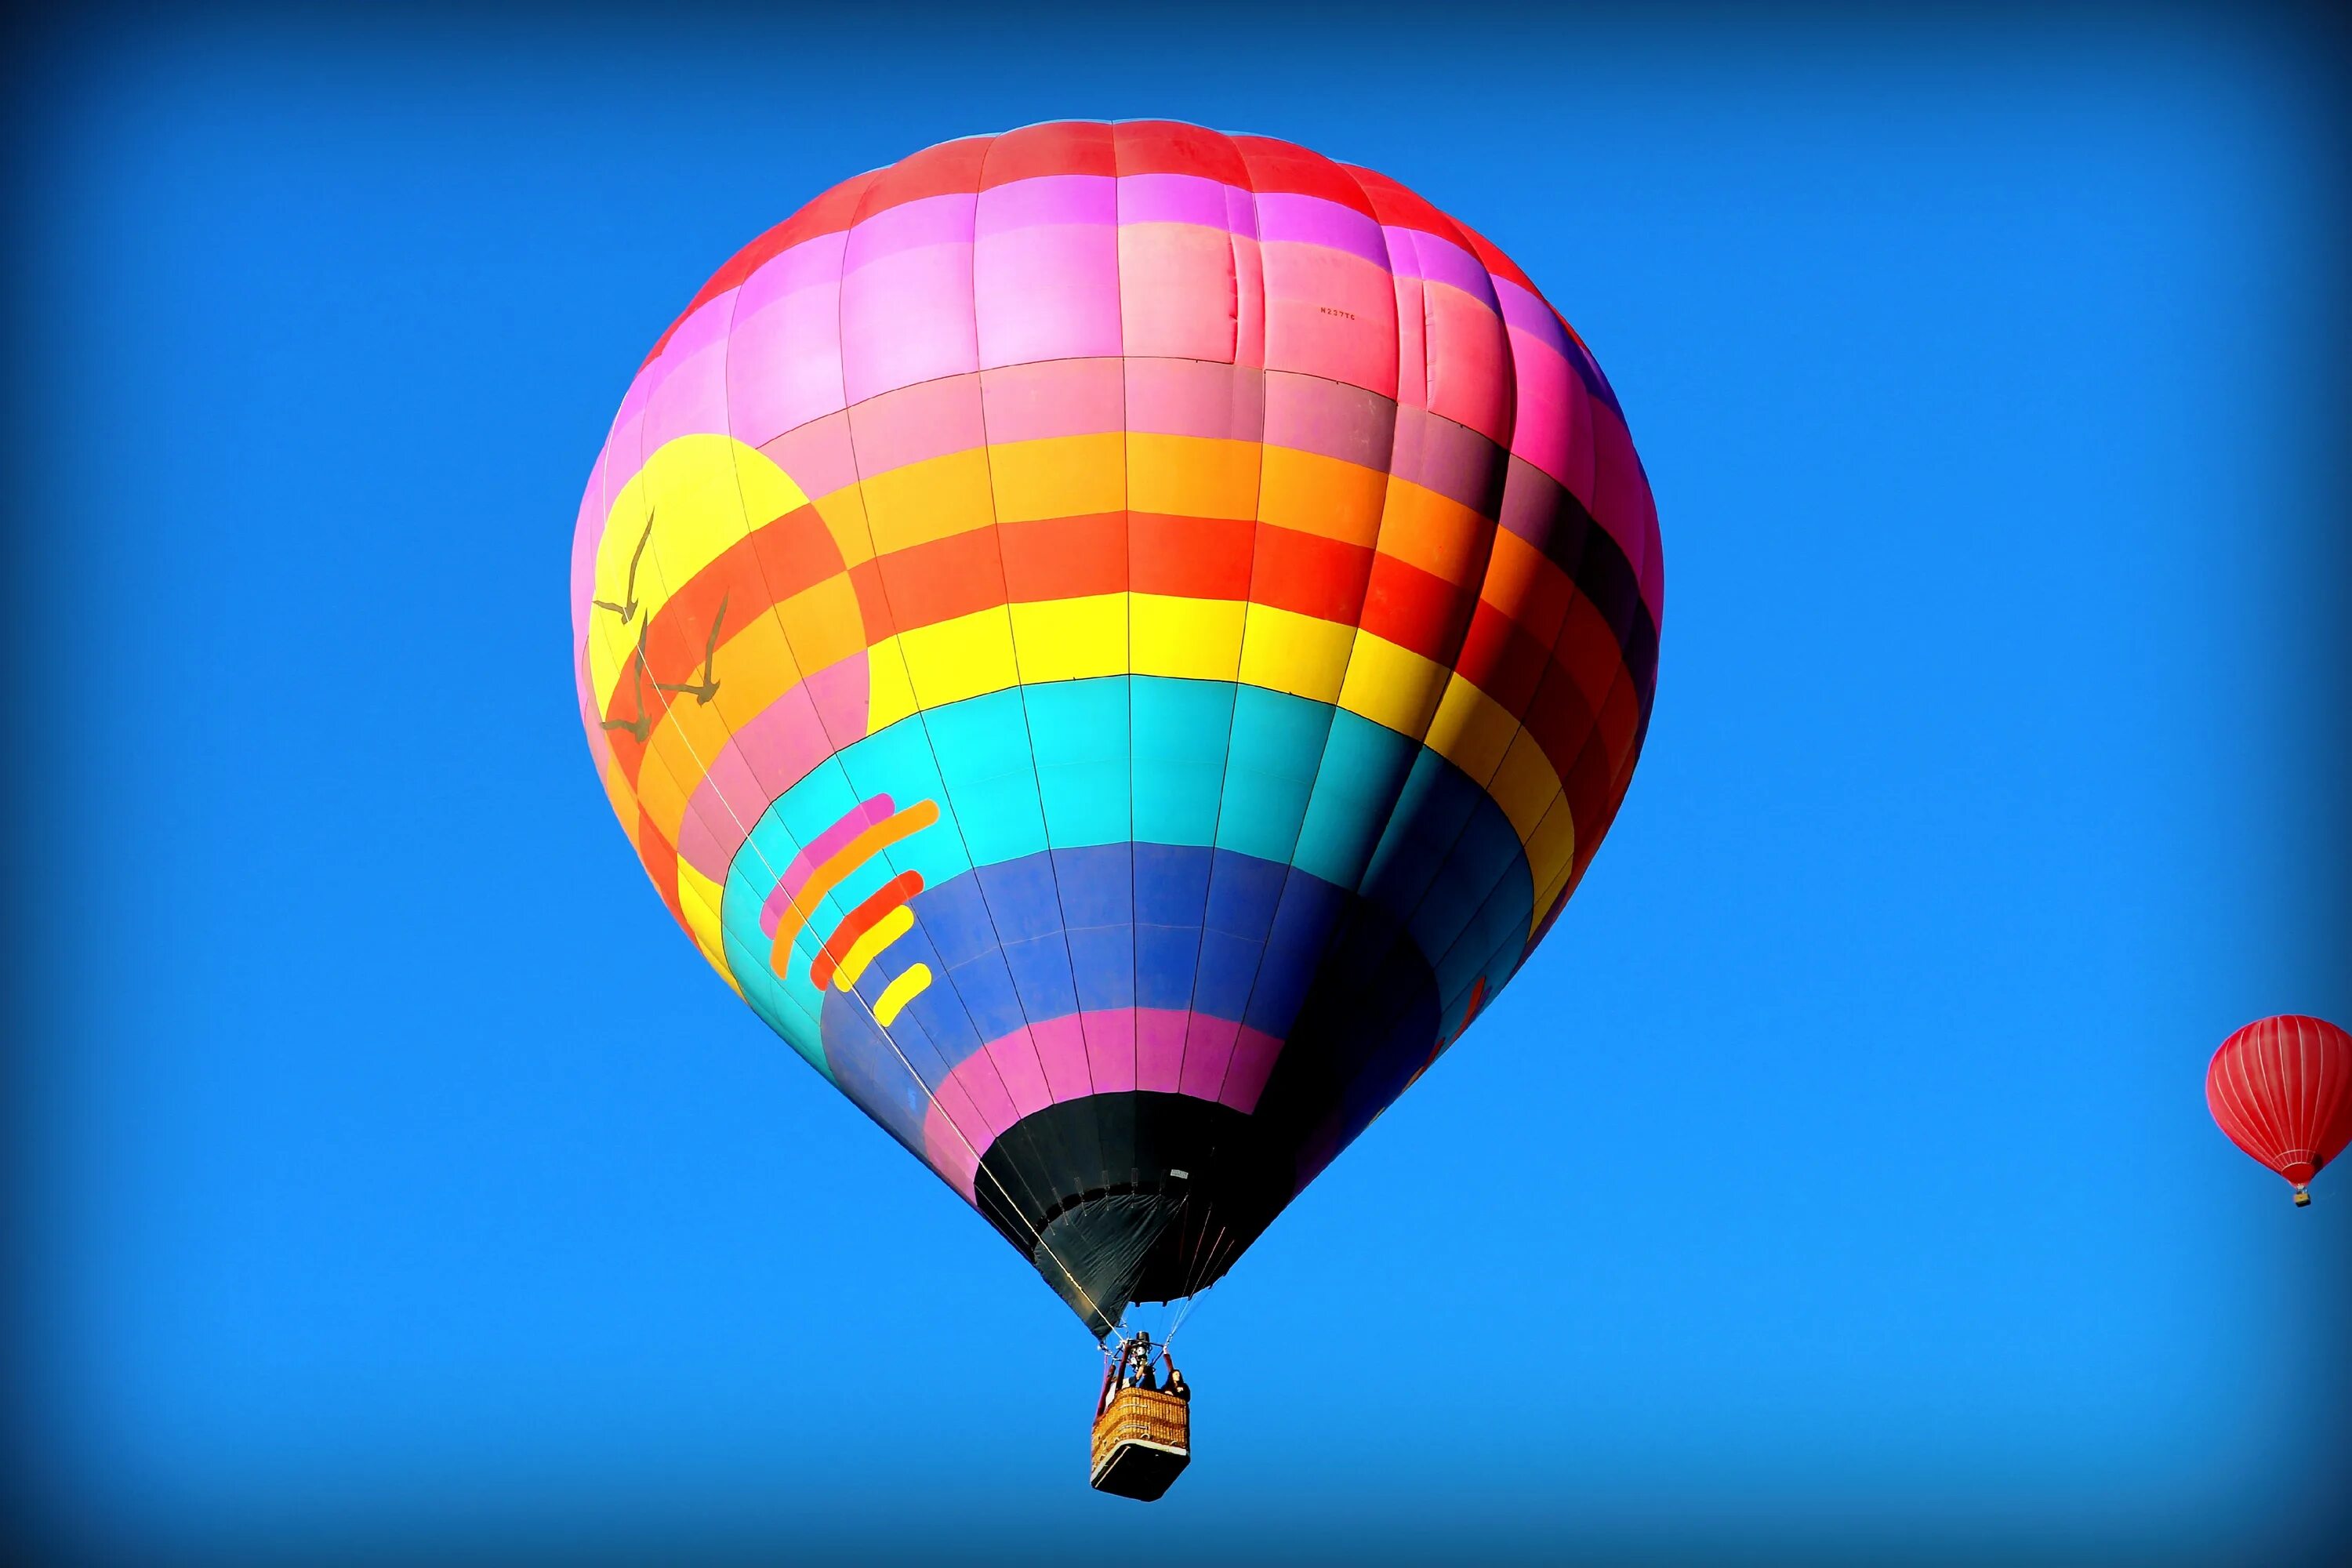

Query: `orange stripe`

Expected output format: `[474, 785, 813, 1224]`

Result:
[768, 800, 941, 975]
[809, 869, 925, 989]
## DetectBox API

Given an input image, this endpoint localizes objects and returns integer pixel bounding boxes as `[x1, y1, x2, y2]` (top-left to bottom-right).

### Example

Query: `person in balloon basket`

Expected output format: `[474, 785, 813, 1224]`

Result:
[1122, 1337, 1160, 1392]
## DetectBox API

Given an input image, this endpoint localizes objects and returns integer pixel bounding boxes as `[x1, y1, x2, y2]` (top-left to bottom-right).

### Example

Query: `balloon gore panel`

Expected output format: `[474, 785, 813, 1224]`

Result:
[573, 122, 1663, 1331]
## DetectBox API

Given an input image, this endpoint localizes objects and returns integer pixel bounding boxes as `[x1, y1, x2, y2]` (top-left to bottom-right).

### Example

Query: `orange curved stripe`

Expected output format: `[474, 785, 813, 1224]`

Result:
[768, 799, 941, 975]
[809, 869, 926, 990]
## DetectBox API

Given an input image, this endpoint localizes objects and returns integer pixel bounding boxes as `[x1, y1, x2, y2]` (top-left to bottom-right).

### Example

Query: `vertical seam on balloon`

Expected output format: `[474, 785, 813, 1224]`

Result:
[1141, 128, 1271, 1299]
[708, 179, 894, 1020]
[826, 140, 1079, 1250]
[2234, 1033, 2287, 1172]
[581, 331, 796, 1031]
[961, 129, 1105, 1243]
[1196, 153, 1421, 1115]
[1163, 132, 1276, 1127]
[1209, 184, 1526, 1112]
[1111, 121, 1144, 1265]
[1212, 178, 1546, 1126]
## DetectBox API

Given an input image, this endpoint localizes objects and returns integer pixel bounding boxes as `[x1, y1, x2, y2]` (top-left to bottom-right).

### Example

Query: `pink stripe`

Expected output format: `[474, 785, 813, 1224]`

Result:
[726, 272, 848, 446]
[1123, 358, 1265, 442]
[1030, 1014, 1098, 1102]
[1178, 1014, 1240, 1100]
[1589, 401, 1664, 625]
[927, 1077, 989, 1199]
[760, 413, 862, 502]
[1261, 370, 1393, 472]
[978, 173, 1116, 234]
[839, 242, 978, 405]
[1388, 226, 1493, 299]
[673, 655, 873, 884]
[918, 1007, 1286, 1200]
[759, 790, 895, 935]
[1116, 225, 1241, 364]
[1137, 1009, 1185, 1091]
[1261, 245, 1397, 396]
[1256, 192, 1390, 269]
[1083, 1010, 1138, 1094]
[1117, 172, 1255, 234]
[975, 224, 1123, 367]
[1421, 283, 1514, 445]
[641, 318, 733, 456]
[1505, 325, 1578, 495]
[845, 373, 986, 477]
[737, 231, 850, 309]
[1495, 278, 1572, 354]
[979, 358, 1126, 444]
[1393, 268, 1427, 412]
[844, 192, 976, 270]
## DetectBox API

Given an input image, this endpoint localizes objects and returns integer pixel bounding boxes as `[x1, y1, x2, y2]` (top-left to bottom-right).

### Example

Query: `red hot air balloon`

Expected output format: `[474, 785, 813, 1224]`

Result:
[2205, 1014, 2352, 1206]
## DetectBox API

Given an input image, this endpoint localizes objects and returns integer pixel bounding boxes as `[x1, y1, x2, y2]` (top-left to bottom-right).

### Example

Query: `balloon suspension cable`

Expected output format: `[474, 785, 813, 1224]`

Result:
[826, 966, 1121, 1340]
[598, 481, 1125, 1351]
[644, 684, 1119, 1345]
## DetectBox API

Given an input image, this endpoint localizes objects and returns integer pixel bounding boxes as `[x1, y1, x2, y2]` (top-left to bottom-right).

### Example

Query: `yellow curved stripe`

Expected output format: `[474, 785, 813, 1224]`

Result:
[833, 904, 915, 989]
[768, 799, 942, 968]
[872, 964, 933, 1027]
[856, 603, 1576, 918]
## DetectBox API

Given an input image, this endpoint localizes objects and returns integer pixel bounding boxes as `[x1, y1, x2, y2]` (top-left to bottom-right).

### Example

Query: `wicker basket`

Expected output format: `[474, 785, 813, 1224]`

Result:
[1089, 1386, 1191, 1501]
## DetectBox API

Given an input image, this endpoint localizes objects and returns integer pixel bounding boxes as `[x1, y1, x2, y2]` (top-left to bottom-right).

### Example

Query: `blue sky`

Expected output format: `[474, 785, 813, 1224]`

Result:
[13, 6, 2349, 1564]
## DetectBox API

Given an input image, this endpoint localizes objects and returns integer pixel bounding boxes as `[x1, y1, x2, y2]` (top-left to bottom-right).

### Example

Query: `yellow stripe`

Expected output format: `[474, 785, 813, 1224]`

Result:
[873, 964, 933, 1026]
[833, 904, 916, 989]
[1009, 593, 1130, 682]
[1131, 593, 1244, 681]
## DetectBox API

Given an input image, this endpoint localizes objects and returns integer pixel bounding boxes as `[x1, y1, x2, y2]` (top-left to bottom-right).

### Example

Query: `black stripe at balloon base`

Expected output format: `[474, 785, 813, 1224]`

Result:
[971, 1091, 1295, 1337]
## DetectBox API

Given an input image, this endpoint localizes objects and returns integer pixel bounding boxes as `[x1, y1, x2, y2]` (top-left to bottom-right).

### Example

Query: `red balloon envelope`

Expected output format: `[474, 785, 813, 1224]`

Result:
[2205, 1014, 2352, 1206]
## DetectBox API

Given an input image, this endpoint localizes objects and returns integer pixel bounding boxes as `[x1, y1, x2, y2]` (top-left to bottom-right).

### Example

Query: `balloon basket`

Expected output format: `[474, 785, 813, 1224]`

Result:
[2293, 1189, 2311, 1207]
[1090, 1387, 1190, 1501]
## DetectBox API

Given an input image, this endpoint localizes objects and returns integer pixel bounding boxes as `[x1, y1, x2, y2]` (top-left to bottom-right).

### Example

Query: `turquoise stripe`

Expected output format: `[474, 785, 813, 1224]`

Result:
[1214, 686, 1331, 862]
[1293, 710, 1420, 888]
[1131, 677, 1235, 844]
[1026, 680, 1132, 847]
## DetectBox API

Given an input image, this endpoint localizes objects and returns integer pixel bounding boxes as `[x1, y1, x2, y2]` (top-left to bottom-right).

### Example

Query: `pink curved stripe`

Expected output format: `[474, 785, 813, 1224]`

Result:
[673, 656, 872, 883]
[759, 791, 896, 937]
[920, 1008, 1283, 1200]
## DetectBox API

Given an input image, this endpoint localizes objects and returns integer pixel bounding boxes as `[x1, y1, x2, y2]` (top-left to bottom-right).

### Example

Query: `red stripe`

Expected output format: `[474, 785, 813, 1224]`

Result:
[872, 526, 1007, 630]
[1359, 553, 1477, 664]
[1114, 120, 1250, 183]
[599, 503, 845, 785]
[634, 811, 687, 933]
[809, 870, 925, 990]
[1452, 600, 1552, 713]
[1131, 514, 1253, 600]
[1230, 135, 1377, 216]
[1252, 525, 1371, 623]
[982, 121, 1115, 186]
[1000, 514, 1128, 601]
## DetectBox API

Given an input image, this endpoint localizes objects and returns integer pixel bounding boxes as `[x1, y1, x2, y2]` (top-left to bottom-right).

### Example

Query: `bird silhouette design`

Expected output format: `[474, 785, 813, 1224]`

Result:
[599, 626, 657, 745]
[591, 511, 655, 624]
[655, 595, 726, 706]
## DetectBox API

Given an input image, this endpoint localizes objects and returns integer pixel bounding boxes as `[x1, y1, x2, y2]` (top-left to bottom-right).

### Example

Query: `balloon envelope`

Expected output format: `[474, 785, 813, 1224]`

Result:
[571, 122, 1662, 1332]
[2205, 1014, 2352, 1200]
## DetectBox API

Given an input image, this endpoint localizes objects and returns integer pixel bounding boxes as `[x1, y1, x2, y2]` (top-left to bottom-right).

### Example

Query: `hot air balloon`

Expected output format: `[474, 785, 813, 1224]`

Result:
[569, 122, 1661, 1492]
[2206, 1014, 2352, 1207]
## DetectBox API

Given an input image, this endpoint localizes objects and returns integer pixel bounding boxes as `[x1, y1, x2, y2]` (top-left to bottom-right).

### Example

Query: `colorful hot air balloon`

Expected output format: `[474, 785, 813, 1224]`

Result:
[570, 122, 1661, 1338]
[2206, 1015, 2352, 1207]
